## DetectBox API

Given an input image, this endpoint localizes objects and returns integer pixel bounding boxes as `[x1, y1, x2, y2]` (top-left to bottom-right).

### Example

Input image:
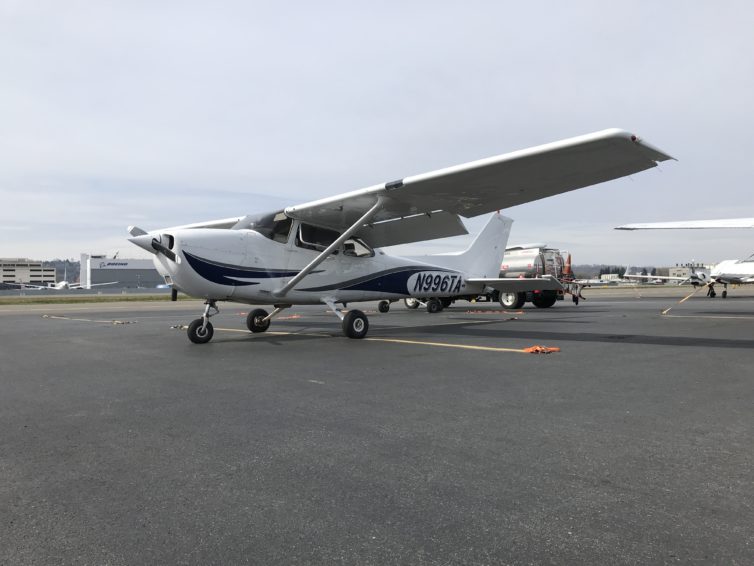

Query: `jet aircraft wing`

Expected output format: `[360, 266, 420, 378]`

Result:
[286, 129, 673, 240]
[616, 218, 754, 230]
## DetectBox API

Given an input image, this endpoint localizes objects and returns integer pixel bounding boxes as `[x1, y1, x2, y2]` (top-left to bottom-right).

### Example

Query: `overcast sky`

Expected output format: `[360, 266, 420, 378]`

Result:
[2, 1, 753, 265]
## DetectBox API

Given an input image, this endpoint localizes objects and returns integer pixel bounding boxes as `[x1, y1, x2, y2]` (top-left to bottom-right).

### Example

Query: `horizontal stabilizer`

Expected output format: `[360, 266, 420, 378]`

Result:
[467, 276, 563, 293]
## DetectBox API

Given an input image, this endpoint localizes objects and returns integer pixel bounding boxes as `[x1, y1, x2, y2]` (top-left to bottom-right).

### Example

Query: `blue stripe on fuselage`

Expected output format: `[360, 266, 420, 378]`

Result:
[183, 251, 301, 287]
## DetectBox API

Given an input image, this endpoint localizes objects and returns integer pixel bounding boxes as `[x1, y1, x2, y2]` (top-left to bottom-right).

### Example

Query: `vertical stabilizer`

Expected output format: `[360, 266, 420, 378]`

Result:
[415, 213, 513, 277]
[457, 213, 513, 277]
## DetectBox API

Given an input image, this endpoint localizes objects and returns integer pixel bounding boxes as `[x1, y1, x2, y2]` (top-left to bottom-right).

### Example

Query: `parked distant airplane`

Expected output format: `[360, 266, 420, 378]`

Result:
[616, 219, 754, 298]
[622, 266, 712, 288]
[128, 128, 672, 344]
[7, 281, 119, 290]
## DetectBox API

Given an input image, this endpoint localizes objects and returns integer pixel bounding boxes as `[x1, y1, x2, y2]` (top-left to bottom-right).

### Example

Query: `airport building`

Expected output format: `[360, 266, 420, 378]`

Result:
[80, 254, 163, 288]
[1, 258, 56, 285]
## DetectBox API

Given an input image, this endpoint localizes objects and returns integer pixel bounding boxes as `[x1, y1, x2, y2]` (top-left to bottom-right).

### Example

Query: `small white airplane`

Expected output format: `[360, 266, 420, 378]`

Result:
[6, 281, 119, 290]
[129, 128, 672, 344]
[622, 267, 712, 288]
[616, 219, 754, 298]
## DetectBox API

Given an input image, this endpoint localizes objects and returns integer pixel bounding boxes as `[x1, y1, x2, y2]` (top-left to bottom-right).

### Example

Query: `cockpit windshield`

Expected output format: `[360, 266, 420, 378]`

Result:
[247, 210, 293, 243]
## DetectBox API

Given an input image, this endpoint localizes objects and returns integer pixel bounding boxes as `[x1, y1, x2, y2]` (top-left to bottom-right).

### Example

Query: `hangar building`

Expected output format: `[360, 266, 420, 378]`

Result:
[80, 254, 163, 288]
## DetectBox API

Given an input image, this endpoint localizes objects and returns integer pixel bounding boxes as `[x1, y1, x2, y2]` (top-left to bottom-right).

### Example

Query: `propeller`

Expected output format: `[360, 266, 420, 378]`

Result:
[150, 238, 176, 261]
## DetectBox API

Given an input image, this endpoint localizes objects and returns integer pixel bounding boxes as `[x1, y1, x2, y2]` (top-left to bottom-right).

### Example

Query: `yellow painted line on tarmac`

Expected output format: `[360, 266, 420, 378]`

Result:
[41, 314, 137, 324]
[213, 327, 531, 353]
[364, 337, 531, 354]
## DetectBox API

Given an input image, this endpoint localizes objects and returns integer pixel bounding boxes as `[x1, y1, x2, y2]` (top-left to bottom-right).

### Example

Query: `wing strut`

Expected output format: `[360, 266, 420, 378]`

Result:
[273, 197, 385, 297]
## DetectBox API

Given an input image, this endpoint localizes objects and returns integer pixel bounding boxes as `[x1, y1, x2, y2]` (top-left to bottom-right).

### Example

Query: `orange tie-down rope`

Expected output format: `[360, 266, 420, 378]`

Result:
[522, 345, 561, 354]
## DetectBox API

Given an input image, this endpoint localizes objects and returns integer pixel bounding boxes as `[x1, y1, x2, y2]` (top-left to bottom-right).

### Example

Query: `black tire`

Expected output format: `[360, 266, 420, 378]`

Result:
[187, 319, 214, 344]
[500, 292, 525, 309]
[426, 298, 443, 313]
[342, 310, 369, 339]
[246, 308, 270, 333]
[440, 297, 453, 308]
[404, 298, 420, 309]
[532, 292, 558, 308]
[378, 300, 390, 313]
[722, 290, 728, 299]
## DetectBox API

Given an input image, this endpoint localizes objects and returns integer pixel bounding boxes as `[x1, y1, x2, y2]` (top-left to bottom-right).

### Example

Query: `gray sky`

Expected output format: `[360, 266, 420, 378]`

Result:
[2, 1, 753, 265]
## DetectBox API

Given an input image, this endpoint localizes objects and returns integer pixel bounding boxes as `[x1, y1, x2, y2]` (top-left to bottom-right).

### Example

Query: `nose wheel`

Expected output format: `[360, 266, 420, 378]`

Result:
[188, 300, 219, 344]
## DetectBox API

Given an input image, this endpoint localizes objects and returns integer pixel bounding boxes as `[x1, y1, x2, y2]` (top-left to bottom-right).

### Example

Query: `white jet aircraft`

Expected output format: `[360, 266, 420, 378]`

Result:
[6, 281, 118, 290]
[616, 219, 754, 298]
[129, 128, 672, 344]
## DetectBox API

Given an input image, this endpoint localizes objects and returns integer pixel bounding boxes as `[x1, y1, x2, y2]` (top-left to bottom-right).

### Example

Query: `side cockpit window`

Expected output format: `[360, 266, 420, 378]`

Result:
[295, 222, 374, 257]
[297, 223, 340, 251]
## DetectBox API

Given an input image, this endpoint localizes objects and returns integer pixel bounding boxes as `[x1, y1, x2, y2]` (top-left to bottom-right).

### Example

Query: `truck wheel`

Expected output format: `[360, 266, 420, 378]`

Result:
[500, 292, 525, 309]
[532, 292, 557, 308]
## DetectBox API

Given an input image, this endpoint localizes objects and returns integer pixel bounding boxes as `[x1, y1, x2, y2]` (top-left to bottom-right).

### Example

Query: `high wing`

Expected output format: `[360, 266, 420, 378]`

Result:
[286, 129, 673, 243]
[616, 218, 754, 230]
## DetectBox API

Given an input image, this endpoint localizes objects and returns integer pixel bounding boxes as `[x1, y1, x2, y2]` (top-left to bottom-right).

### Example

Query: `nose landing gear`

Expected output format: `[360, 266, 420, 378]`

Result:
[188, 300, 219, 344]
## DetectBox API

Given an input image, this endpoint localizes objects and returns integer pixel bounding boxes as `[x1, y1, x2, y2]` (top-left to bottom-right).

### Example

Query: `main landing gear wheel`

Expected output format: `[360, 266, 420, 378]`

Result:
[247, 308, 271, 333]
[342, 310, 369, 339]
[500, 292, 525, 309]
[378, 300, 391, 313]
[404, 298, 420, 309]
[187, 319, 214, 344]
[426, 298, 444, 313]
[722, 290, 728, 299]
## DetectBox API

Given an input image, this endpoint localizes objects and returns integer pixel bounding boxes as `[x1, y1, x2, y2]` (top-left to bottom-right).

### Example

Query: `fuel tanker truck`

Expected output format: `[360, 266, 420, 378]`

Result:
[496, 244, 571, 308]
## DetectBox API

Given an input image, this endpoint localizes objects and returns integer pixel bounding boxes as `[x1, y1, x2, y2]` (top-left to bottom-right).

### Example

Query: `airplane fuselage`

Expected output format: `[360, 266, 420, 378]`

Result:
[711, 259, 754, 285]
[154, 226, 483, 306]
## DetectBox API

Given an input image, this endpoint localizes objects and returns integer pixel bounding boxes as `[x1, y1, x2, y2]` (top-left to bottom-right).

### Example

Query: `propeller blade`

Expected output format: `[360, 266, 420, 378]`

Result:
[151, 238, 176, 261]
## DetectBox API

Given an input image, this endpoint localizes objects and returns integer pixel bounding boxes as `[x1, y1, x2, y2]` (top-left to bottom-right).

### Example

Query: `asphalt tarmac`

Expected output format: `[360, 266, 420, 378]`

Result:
[1, 288, 752, 565]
